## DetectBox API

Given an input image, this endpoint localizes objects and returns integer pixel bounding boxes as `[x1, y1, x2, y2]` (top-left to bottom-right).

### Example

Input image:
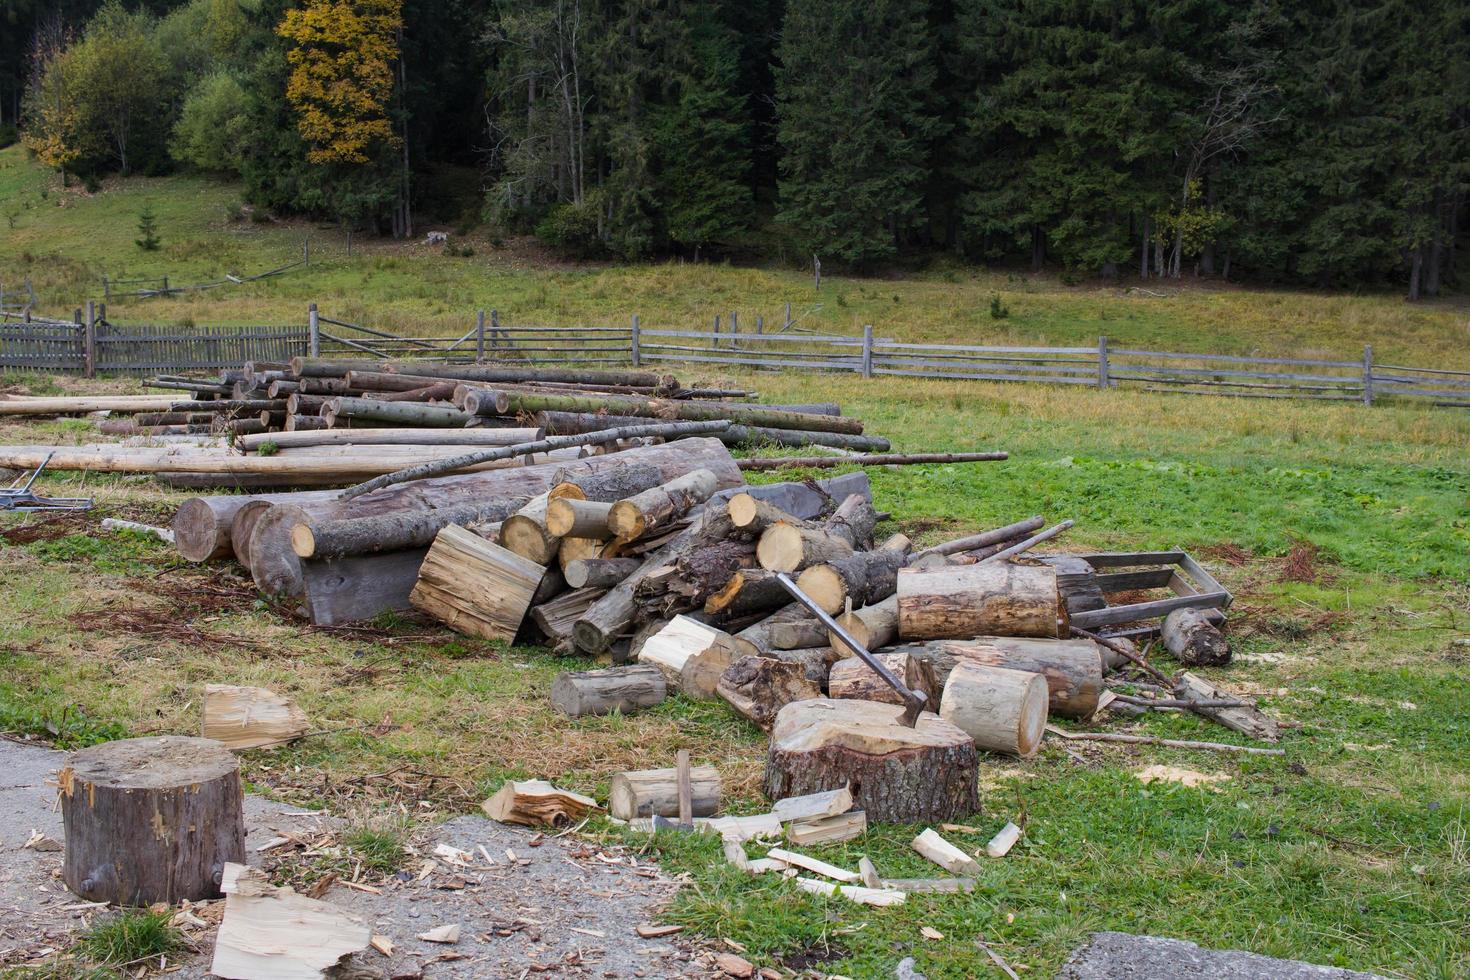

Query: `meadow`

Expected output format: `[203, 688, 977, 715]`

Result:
[2, 147, 1469, 978]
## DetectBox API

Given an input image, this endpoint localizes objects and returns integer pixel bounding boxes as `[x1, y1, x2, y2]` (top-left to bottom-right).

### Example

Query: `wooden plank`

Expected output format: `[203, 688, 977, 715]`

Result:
[1111, 348, 1360, 368]
[1069, 591, 1230, 629]
[1095, 568, 1175, 591]
[1077, 551, 1187, 568]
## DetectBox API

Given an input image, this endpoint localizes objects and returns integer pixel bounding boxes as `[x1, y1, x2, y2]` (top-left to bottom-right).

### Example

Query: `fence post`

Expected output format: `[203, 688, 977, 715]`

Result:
[303, 239, 310, 266]
[784, 302, 792, 331]
[162, 275, 169, 295]
[308, 302, 320, 357]
[84, 300, 96, 378]
[631, 314, 641, 366]
[102, 275, 109, 300]
[476, 310, 486, 363]
[712, 314, 720, 350]
[490, 309, 500, 350]
[861, 324, 873, 378]
[729, 311, 738, 351]
[1097, 335, 1110, 389]
[1362, 344, 1373, 406]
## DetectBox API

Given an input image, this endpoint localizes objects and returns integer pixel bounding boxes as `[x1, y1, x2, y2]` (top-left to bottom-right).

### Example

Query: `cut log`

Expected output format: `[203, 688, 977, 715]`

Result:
[705, 568, 789, 617]
[461, 388, 866, 434]
[550, 664, 666, 717]
[897, 562, 1067, 640]
[564, 557, 642, 590]
[829, 594, 898, 657]
[1174, 671, 1279, 740]
[637, 615, 737, 688]
[410, 526, 545, 642]
[827, 652, 938, 706]
[716, 656, 822, 730]
[531, 587, 605, 646]
[675, 540, 757, 604]
[771, 785, 853, 823]
[201, 685, 310, 750]
[608, 469, 719, 540]
[299, 548, 427, 626]
[911, 828, 980, 875]
[795, 542, 910, 615]
[60, 736, 245, 905]
[756, 494, 879, 573]
[556, 535, 606, 574]
[237, 426, 543, 452]
[766, 646, 840, 688]
[768, 617, 831, 651]
[678, 640, 739, 700]
[211, 864, 370, 980]
[938, 662, 1048, 758]
[765, 699, 979, 824]
[892, 638, 1103, 718]
[731, 604, 816, 658]
[290, 357, 663, 387]
[609, 767, 722, 820]
[546, 498, 613, 538]
[324, 396, 471, 428]
[725, 472, 872, 526]
[788, 811, 867, 846]
[728, 494, 810, 535]
[499, 492, 560, 566]
[481, 779, 600, 827]
[1163, 607, 1232, 666]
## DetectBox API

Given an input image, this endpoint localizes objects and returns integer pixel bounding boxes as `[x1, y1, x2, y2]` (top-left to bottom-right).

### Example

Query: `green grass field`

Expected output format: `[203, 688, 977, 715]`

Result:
[2, 147, 1469, 978]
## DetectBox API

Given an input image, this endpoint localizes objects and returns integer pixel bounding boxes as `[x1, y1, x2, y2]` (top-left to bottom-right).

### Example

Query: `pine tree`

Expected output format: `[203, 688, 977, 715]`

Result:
[135, 204, 160, 250]
[775, 0, 942, 266]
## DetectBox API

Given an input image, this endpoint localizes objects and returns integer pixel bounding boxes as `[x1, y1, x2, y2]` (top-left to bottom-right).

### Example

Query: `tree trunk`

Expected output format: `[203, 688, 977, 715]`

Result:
[1408, 245, 1424, 301]
[764, 699, 978, 823]
[728, 494, 813, 534]
[475, 390, 867, 436]
[325, 397, 471, 428]
[61, 736, 245, 905]
[938, 662, 1048, 757]
[550, 664, 665, 717]
[897, 563, 1067, 639]
[609, 767, 722, 820]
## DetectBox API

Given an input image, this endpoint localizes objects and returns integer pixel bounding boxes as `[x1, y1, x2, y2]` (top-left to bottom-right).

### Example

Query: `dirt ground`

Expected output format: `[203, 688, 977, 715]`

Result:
[0, 736, 708, 978]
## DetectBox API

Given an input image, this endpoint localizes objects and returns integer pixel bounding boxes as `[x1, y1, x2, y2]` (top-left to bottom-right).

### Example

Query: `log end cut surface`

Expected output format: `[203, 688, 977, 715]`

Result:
[64, 735, 238, 788]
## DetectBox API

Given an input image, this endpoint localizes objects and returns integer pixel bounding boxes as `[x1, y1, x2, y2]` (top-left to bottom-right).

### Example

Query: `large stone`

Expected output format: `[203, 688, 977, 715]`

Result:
[1058, 932, 1389, 980]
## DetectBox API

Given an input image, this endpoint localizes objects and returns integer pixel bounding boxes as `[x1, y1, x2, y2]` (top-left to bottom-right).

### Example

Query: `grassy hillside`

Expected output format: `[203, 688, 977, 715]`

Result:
[3, 146, 1468, 366]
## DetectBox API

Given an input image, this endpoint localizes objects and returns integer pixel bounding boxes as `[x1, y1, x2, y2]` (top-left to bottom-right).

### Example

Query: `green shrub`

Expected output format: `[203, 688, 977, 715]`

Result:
[989, 292, 1010, 319]
[77, 910, 181, 966]
[534, 195, 605, 258]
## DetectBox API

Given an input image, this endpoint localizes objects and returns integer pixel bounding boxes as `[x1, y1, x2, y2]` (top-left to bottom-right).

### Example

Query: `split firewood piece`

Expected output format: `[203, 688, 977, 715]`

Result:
[757, 494, 879, 573]
[1174, 671, 1279, 740]
[858, 856, 882, 889]
[545, 498, 614, 538]
[609, 766, 722, 820]
[881, 877, 976, 894]
[911, 828, 980, 875]
[829, 594, 898, 657]
[679, 638, 739, 700]
[827, 652, 938, 707]
[939, 662, 1049, 758]
[705, 568, 790, 617]
[202, 684, 310, 751]
[608, 469, 720, 540]
[410, 527, 545, 642]
[727, 493, 810, 534]
[1163, 607, 1232, 667]
[895, 637, 1103, 718]
[898, 561, 1068, 639]
[532, 587, 606, 647]
[771, 784, 853, 823]
[788, 811, 867, 846]
[765, 847, 859, 882]
[795, 543, 910, 615]
[717, 655, 822, 730]
[550, 664, 666, 717]
[564, 557, 642, 589]
[765, 699, 979, 824]
[211, 863, 370, 980]
[638, 615, 738, 689]
[500, 492, 562, 566]
[481, 779, 600, 827]
[557, 535, 606, 574]
[794, 876, 906, 907]
[706, 813, 783, 842]
[986, 821, 1022, 857]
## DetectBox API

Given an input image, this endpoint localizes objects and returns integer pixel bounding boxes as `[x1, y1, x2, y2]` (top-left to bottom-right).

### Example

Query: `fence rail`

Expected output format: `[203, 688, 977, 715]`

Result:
[5, 305, 1468, 411]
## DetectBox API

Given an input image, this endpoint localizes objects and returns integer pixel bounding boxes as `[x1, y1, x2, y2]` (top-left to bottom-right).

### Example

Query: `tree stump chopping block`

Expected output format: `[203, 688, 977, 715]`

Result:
[60, 736, 245, 906]
[764, 699, 978, 824]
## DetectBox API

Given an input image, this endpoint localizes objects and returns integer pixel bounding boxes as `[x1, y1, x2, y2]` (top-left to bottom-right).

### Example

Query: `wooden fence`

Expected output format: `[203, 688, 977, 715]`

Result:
[6, 304, 1470, 409]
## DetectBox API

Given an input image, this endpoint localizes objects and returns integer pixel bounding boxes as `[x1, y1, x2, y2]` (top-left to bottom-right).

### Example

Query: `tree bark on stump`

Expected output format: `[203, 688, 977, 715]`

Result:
[764, 699, 978, 824]
[60, 736, 245, 905]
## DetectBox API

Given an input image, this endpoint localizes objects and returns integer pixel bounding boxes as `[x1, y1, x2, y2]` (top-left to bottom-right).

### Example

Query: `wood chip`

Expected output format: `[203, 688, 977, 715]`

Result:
[921, 926, 944, 940]
[635, 924, 684, 938]
[370, 935, 395, 956]
[417, 924, 461, 944]
[715, 952, 755, 978]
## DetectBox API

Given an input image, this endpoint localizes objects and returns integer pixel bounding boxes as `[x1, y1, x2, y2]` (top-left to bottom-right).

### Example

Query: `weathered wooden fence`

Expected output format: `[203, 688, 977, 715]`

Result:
[7, 303, 1470, 409]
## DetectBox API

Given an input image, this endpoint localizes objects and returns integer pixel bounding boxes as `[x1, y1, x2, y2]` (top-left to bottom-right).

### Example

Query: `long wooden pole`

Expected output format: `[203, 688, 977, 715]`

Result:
[462, 389, 865, 435]
[337, 420, 732, 502]
[913, 516, 1045, 559]
[737, 452, 1008, 471]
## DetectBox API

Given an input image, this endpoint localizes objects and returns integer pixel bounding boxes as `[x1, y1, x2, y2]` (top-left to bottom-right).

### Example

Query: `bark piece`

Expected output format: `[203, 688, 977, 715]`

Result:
[764, 699, 979, 824]
[410, 526, 545, 642]
[481, 779, 600, 827]
[550, 665, 666, 717]
[609, 767, 722, 820]
[897, 562, 1068, 640]
[202, 684, 310, 751]
[827, 652, 938, 706]
[938, 662, 1049, 758]
[1163, 607, 1232, 666]
[716, 656, 822, 730]
[60, 736, 245, 905]
[211, 863, 370, 980]
[1175, 671, 1279, 740]
[608, 469, 720, 540]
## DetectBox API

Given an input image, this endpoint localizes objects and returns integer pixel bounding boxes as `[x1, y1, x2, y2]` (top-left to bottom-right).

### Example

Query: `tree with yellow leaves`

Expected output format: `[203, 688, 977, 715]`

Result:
[277, 0, 402, 166]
